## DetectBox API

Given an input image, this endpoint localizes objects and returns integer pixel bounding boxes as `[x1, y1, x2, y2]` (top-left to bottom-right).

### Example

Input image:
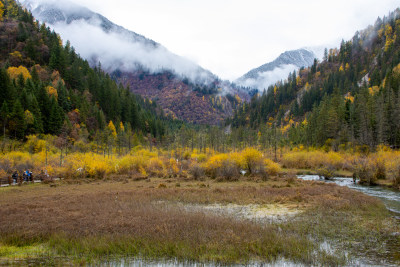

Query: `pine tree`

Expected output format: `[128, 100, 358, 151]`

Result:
[0, 101, 9, 138]
[9, 99, 26, 139]
[47, 97, 64, 135]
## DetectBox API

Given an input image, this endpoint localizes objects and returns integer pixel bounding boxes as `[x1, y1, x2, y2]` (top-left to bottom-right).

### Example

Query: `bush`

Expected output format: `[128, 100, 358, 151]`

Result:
[317, 165, 336, 180]
[353, 158, 376, 185]
[205, 154, 229, 178]
[189, 163, 205, 180]
[241, 148, 263, 174]
[168, 158, 180, 176]
[264, 159, 281, 176]
[374, 158, 386, 180]
[281, 150, 345, 170]
[205, 153, 241, 180]
[216, 160, 240, 181]
[147, 158, 166, 177]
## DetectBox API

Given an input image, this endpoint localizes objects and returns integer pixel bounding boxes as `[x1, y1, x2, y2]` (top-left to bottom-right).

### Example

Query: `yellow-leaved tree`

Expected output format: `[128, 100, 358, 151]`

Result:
[0, 1, 4, 21]
[46, 86, 58, 99]
[7, 66, 31, 81]
[108, 121, 117, 138]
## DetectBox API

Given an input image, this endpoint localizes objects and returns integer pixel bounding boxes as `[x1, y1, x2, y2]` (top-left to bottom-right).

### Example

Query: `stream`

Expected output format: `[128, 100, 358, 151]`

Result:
[298, 175, 400, 215]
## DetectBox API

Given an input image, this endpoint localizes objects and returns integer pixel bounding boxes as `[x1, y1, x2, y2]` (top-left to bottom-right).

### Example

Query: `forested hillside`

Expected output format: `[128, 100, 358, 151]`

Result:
[231, 9, 400, 150]
[0, 0, 166, 144]
[113, 69, 242, 124]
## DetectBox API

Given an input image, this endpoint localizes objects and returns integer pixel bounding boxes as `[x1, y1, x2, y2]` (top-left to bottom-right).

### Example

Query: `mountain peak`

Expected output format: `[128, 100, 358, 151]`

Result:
[236, 49, 316, 91]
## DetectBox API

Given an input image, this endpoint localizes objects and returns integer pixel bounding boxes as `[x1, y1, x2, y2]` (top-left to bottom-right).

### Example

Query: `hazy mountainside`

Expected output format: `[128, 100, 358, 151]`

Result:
[231, 9, 400, 149]
[19, 0, 214, 83]
[0, 0, 167, 141]
[236, 49, 316, 91]
[20, 0, 244, 124]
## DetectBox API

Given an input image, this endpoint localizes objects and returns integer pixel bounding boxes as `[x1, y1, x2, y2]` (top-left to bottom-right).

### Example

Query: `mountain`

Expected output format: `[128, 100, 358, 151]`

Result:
[0, 0, 167, 141]
[20, 0, 245, 124]
[231, 9, 400, 149]
[236, 49, 316, 91]
[19, 0, 214, 83]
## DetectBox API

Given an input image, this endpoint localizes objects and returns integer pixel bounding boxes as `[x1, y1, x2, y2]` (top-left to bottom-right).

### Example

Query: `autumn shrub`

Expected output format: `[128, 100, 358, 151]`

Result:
[189, 163, 205, 180]
[168, 158, 180, 177]
[240, 148, 263, 174]
[264, 159, 281, 176]
[316, 165, 336, 180]
[147, 157, 166, 177]
[205, 154, 228, 178]
[374, 158, 386, 180]
[387, 166, 400, 189]
[384, 152, 400, 188]
[217, 159, 240, 181]
[0, 158, 11, 174]
[282, 150, 345, 170]
[118, 155, 147, 176]
[183, 150, 191, 160]
[191, 152, 207, 163]
[0, 169, 7, 180]
[281, 151, 309, 169]
[85, 158, 109, 179]
[353, 157, 376, 185]
[24, 135, 47, 153]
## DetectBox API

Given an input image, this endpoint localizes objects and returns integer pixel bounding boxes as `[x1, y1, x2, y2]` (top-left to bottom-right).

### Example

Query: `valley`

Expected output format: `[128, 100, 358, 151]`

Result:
[1, 0, 400, 265]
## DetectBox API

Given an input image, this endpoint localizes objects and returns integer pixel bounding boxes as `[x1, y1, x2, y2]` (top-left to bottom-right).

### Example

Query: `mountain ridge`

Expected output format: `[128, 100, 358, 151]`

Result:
[236, 49, 316, 91]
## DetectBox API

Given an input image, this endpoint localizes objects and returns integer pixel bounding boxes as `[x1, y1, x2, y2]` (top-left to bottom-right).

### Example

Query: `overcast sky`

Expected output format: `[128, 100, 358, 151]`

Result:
[66, 0, 399, 80]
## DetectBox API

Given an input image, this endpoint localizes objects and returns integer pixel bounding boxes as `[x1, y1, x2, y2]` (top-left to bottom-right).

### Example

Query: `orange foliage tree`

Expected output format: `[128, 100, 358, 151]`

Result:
[7, 66, 32, 81]
[46, 86, 58, 99]
[108, 121, 117, 138]
[0, 1, 4, 21]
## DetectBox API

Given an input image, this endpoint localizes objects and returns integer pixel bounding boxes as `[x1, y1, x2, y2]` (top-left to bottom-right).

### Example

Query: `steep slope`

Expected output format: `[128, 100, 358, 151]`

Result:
[236, 49, 315, 91]
[20, 0, 214, 83]
[113, 70, 237, 124]
[0, 0, 166, 140]
[20, 0, 245, 124]
[231, 8, 400, 148]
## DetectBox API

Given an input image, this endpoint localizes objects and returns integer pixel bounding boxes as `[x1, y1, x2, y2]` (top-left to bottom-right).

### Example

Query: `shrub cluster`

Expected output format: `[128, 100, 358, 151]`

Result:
[0, 147, 282, 181]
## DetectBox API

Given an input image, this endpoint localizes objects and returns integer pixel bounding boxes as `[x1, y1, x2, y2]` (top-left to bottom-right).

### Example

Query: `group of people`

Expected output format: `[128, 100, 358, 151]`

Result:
[11, 170, 33, 184]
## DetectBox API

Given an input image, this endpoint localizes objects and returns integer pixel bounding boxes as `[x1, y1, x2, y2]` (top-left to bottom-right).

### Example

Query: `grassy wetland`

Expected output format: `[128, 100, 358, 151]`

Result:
[1, 173, 400, 266]
[1, 146, 400, 265]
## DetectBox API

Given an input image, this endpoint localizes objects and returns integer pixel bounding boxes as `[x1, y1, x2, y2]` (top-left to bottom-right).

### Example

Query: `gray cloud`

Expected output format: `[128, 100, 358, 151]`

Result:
[238, 64, 298, 91]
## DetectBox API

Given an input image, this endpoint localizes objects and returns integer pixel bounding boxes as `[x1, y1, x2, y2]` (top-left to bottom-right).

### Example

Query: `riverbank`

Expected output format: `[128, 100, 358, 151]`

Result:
[1, 176, 399, 265]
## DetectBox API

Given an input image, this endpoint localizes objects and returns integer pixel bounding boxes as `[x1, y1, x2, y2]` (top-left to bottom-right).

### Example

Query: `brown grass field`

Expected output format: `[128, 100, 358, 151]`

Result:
[0, 176, 399, 265]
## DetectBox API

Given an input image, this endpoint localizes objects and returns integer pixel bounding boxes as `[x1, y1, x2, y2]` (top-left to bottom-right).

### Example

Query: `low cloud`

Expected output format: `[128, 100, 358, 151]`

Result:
[51, 19, 215, 84]
[238, 64, 298, 91]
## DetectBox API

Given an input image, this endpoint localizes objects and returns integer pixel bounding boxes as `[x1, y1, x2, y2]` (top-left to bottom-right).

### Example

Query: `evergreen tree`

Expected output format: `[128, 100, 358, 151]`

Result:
[47, 97, 64, 135]
[9, 99, 26, 139]
[0, 101, 9, 138]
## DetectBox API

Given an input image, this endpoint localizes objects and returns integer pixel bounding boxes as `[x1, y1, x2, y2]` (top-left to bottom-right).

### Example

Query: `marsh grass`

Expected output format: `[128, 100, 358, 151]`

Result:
[0, 178, 398, 265]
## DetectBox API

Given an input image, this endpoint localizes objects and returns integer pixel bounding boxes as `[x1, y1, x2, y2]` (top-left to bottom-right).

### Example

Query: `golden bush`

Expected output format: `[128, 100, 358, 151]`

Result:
[147, 157, 166, 177]
[240, 148, 264, 174]
[264, 159, 281, 176]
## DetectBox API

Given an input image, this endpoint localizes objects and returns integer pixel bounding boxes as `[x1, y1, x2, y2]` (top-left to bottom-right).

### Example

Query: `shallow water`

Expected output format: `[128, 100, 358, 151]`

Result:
[298, 175, 400, 215]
